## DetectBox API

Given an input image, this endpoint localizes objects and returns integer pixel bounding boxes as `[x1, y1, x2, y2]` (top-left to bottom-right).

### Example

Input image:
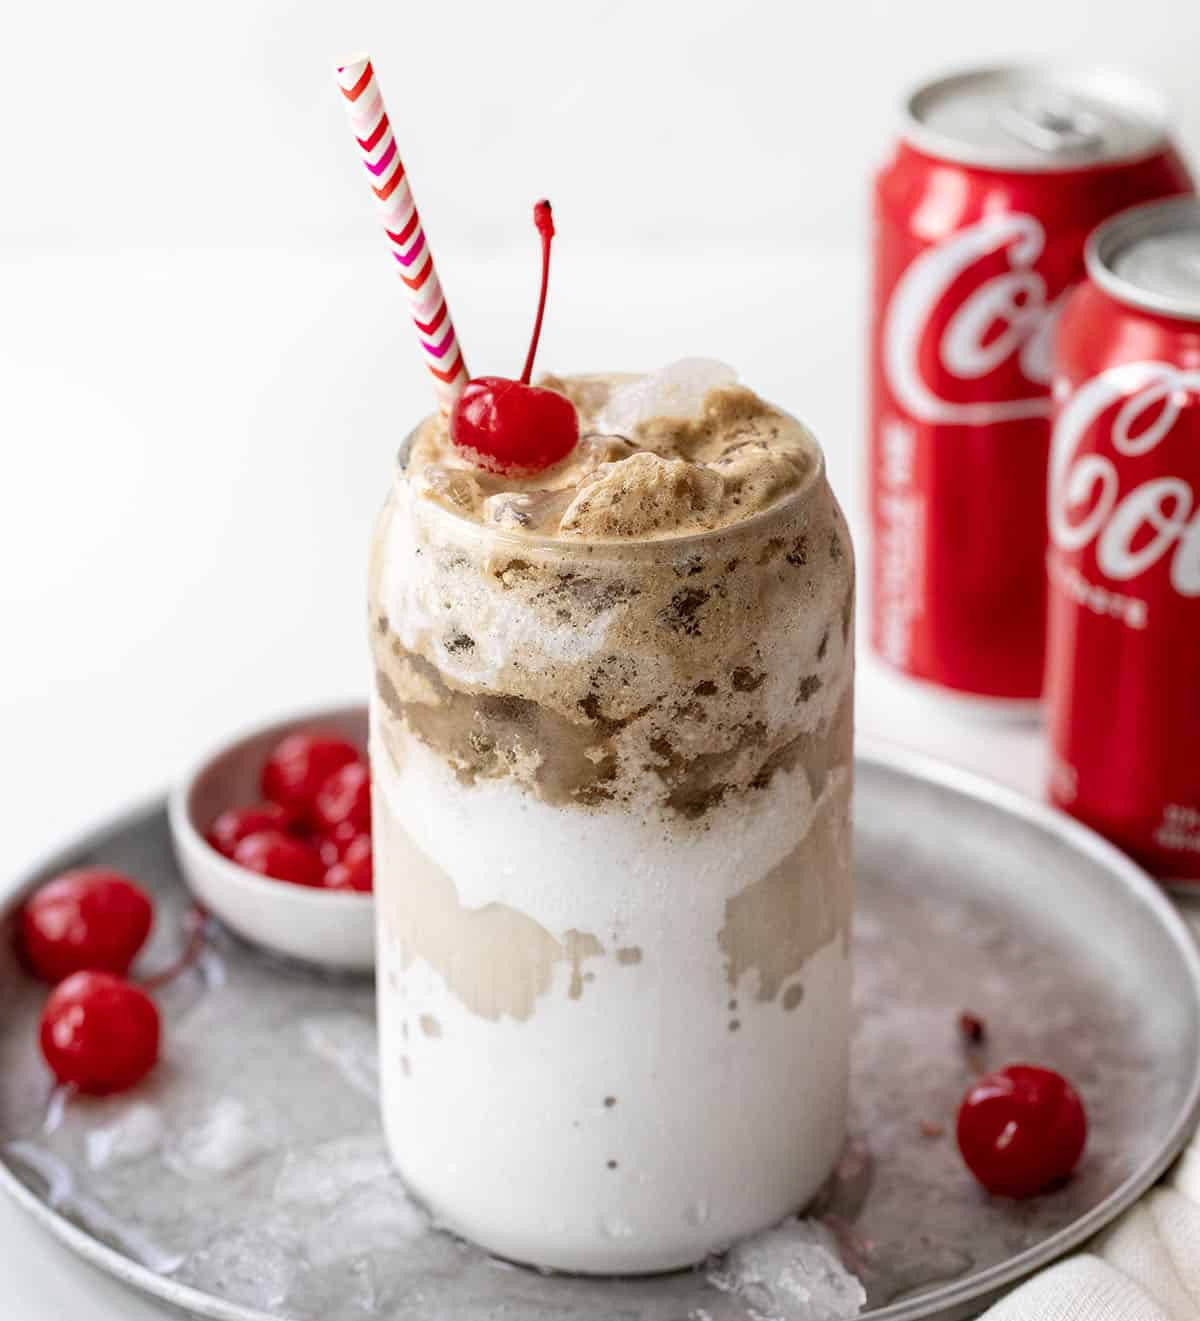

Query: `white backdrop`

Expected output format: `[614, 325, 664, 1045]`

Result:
[5, 0, 1200, 251]
[4, 0, 1200, 881]
[3, 3, 1200, 1317]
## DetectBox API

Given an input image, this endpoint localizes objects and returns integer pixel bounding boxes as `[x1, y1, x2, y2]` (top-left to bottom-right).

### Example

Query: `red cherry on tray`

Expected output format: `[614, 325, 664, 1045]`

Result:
[232, 830, 324, 887]
[324, 835, 373, 893]
[40, 971, 160, 1094]
[449, 200, 579, 474]
[207, 802, 297, 858]
[313, 762, 371, 835]
[957, 1064, 1087, 1198]
[261, 732, 362, 820]
[21, 868, 154, 983]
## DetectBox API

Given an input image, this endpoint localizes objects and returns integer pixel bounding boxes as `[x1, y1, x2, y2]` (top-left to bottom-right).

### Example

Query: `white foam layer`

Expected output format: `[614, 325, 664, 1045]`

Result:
[373, 713, 823, 931]
[371, 711, 851, 1271]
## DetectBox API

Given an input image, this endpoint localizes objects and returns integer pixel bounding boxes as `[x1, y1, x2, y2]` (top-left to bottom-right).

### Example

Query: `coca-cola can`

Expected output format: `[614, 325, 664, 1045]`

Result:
[1048, 196, 1200, 885]
[869, 66, 1192, 711]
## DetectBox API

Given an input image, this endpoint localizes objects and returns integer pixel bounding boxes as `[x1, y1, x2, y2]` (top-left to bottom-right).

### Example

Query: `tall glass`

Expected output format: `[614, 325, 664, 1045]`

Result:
[368, 418, 854, 1274]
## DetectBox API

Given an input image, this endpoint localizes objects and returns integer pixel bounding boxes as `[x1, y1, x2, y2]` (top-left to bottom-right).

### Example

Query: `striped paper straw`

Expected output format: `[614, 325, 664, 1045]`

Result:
[336, 55, 468, 412]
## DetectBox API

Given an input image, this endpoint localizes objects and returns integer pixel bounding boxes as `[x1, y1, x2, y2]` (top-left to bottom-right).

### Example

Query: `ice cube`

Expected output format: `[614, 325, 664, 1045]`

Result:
[42, 1086, 71, 1135]
[184, 1226, 302, 1309]
[575, 433, 637, 471]
[708, 1217, 867, 1321]
[421, 464, 482, 511]
[6, 1140, 183, 1272]
[274, 1135, 394, 1206]
[76, 1191, 185, 1273]
[301, 1014, 379, 1099]
[86, 1102, 164, 1169]
[300, 1182, 429, 1267]
[5, 1140, 74, 1207]
[197, 947, 226, 990]
[164, 1098, 268, 1180]
[481, 488, 574, 533]
[597, 359, 738, 435]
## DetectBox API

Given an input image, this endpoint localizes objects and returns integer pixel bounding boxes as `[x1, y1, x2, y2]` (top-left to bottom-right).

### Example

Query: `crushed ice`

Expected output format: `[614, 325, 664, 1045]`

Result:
[597, 358, 737, 435]
[86, 1102, 164, 1170]
[481, 487, 574, 532]
[42, 1085, 72, 1135]
[164, 1097, 269, 1180]
[185, 1225, 302, 1310]
[301, 1182, 428, 1268]
[274, 1135, 429, 1274]
[5, 1140, 184, 1273]
[301, 1014, 379, 1099]
[708, 1217, 867, 1321]
[273, 1135, 395, 1206]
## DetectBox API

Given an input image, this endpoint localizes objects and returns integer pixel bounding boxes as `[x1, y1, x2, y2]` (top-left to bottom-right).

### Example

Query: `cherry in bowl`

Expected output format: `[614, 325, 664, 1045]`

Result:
[169, 705, 376, 972]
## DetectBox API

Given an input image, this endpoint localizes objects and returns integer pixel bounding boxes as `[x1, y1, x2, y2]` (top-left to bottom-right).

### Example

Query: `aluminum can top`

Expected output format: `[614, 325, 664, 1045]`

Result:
[904, 65, 1171, 172]
[1086, 195, 1200, 322]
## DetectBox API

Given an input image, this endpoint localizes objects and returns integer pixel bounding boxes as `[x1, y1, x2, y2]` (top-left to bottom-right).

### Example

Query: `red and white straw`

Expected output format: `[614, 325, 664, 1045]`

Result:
[336, 55, 468, 412]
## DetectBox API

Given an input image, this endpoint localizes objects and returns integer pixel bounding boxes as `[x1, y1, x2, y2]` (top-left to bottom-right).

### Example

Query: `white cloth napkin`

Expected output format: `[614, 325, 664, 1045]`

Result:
[979, 1022, 1200, 1317]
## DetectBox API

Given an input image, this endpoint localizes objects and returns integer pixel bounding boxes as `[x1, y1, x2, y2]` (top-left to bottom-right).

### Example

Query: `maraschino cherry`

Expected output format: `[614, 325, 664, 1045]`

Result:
[40, 970, 160, 1094]
[324, 835, 373, 893]
[233, 830, 325, 888]
[957, 1064, 1087, 1198]
[450, 200, 579, 473]
[207, 802, 298, 858]
[313, 761, 371, 835]
[261, 731, 362, 823]
[21, 868, 154, 984]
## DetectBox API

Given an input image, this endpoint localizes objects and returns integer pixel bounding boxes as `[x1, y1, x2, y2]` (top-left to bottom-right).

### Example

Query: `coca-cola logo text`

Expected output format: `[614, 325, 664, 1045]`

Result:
[884, 214, 1065, 425]
[1050, 361, 1200, 596]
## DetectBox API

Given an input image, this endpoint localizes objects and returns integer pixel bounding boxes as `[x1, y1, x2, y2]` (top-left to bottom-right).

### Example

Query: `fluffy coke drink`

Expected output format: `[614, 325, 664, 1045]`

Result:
[1048, 197, 1200, 886]
[869, 67, 1191, 711]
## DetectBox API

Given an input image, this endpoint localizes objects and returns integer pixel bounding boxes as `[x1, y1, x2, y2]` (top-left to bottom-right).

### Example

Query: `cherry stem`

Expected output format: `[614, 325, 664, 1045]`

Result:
[520, 199, 555, 386]
[141, 903, 210, 993]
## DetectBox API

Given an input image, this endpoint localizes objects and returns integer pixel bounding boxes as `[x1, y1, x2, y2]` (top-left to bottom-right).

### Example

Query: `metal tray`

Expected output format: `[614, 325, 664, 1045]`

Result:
[1, 743, 1198, 1321]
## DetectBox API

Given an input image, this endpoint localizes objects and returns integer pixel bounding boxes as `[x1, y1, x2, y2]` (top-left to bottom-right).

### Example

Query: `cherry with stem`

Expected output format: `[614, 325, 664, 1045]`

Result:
[450, 199, 579, 474]
[520, 200, 555, 385]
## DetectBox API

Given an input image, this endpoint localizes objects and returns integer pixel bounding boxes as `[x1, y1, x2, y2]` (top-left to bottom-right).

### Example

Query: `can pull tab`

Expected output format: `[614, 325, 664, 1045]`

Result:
[995, 94, 1106, 155]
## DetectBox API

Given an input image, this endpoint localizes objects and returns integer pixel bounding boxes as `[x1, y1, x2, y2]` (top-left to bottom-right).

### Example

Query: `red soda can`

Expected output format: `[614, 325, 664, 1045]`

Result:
[869, 67, 1191, 711]
[1048, 197, 1200, 885]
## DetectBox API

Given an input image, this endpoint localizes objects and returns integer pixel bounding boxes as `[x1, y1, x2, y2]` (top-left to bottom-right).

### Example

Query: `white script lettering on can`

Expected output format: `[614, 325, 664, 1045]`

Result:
[884, 214, 1065, 425]
[1050, 362, 1200, 596]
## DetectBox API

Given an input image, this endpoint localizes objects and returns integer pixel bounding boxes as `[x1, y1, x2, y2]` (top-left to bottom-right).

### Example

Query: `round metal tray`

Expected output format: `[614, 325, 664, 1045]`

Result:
[1, 742, 1198, 1321]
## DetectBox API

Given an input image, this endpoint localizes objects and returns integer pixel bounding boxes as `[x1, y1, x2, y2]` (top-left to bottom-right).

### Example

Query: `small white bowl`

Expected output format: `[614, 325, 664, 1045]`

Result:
[168, 703, 375, 972]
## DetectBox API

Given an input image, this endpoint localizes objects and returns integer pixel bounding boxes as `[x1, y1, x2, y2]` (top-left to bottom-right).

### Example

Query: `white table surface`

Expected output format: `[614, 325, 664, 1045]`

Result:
[0, 241, 1185, 1318]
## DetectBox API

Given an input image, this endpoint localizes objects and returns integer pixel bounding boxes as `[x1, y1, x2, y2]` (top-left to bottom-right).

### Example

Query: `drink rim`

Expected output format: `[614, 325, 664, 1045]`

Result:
[393, 415, 828, 559]
[1086, 196, 1200, 323]
[900, 63, 1173, 173]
